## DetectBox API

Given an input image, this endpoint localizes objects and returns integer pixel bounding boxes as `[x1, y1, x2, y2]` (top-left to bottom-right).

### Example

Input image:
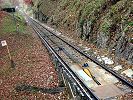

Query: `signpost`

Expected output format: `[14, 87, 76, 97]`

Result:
[1, 40, 7, 47]
[1, 8, 17, 68]
[1, 40, 15, 68]
[1, 7, 16, 68]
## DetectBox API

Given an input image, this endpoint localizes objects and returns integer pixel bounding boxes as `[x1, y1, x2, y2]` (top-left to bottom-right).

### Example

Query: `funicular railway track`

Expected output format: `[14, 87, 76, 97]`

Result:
[27, 17, 132, 100]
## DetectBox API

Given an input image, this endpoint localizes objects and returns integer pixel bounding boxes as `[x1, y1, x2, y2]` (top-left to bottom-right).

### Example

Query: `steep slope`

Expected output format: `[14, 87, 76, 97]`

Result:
[0, 11, 67, 99]
[32, 0, 133, 64]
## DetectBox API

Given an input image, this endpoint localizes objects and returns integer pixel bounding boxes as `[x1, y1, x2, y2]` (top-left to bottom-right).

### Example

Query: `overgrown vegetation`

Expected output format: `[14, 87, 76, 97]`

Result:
[32, 0, 133, 40]
[1, 14, 26, 34]
[32, 0, 133, 63]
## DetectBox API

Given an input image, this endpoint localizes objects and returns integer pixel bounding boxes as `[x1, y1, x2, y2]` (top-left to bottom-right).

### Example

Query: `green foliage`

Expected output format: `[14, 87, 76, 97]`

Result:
[110, 0, 127, 15]
[14, 12, 25, 22]
[54, 0, 107, 30]
[79, 18, 85, 33]
[2, 15, 26, 34]
[130, 38, 133, 43]
[60, 0, 69, 7]
[99, 0, 133, 36]
[34, 0, 133, 41]
[1, 2, 12, 8]
[100, 19, 111, 35]
[128, 22, 133, 26]
[81, 0, 106, 19]
[123, 22, 133, 32]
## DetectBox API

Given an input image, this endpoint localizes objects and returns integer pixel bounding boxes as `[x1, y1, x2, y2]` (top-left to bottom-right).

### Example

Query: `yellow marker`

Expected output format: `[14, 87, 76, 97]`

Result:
[83, 68, 93, 78]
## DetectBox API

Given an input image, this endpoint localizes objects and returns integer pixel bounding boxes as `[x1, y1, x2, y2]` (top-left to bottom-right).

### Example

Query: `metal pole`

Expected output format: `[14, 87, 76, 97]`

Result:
[6, 44, 15, 68]
[6, 45, 11, 60]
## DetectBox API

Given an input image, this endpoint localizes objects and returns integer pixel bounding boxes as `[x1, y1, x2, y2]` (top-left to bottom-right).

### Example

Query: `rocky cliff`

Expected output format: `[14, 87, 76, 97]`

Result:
[32, 0, 133, 64]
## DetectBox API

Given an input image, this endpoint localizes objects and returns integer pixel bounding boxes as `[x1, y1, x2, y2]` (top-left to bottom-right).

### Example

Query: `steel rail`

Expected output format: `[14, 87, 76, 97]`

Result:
[30, 18, 133, 89]
[30, 23, 99, 100]
[30, 21, 102, 86]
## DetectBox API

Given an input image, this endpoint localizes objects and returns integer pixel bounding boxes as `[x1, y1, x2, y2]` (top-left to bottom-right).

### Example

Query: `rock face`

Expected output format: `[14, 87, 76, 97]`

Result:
[115, 37, 133, 63]
[97, 32, 109, 48]
[32, 0, 133, 64]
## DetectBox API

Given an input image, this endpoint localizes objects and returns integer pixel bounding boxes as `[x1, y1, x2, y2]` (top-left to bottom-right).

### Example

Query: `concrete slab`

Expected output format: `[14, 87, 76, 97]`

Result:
[84, 80, 98, 88]
[70, 64, 98, 88]
[70, 64, 81, 72]
[70, 62, 119, 89]
[86, 61, 119, 85]
[87, 61, 98, 68]
[92, 84, 125, 99]
[77, 70, 92, 81]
